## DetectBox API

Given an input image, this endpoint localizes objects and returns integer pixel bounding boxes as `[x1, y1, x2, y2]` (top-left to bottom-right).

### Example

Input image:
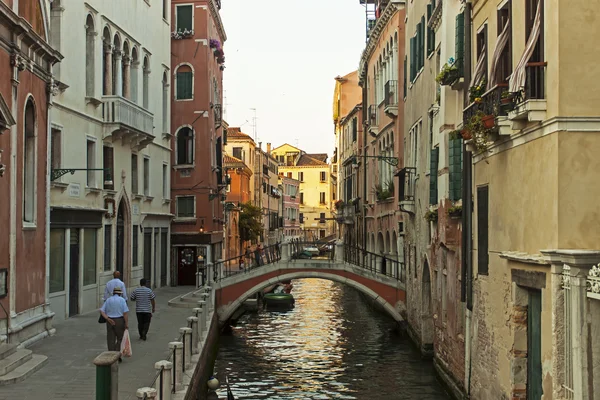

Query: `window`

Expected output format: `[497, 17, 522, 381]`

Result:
[83, 229, 97, 286]
[85, 15, 95, 97]
[23, 100, 35, 223]
[403, 56, 407, 98]
[429, 147, 439, 205]
[103, 146, 114, 190]
[476, 25, 488, 84]
[496, 2, 512, 85]
[455, 12, 465, 76]
[427, 2, 436, 56]
[162, 72, 169, 133]
[49, 229, 65, 293]
[299, 213, 304, 223]
[85, 140, 95, 188]
[298, 172, 304, 182]
[232, 147, 243, 160]
[419, 16, 425, 69]
[319, 212, 325, 222]
[352, 117, 358, 142]
[175, 65, 193, 100]
[287, 172, 292, 178]
[142, 56, 150, 109]
[177, 196, 195, 218]
[51, 128, 61, 172]
[449, 137, 463, 201]
[176, 4, 193, 31]
[162, 164, 168, 199]
[104, 225, 112, 271]
[477, 186, 489, 275]
[300, 192, 304, 204]
[176, 127, 193, 165]
[163, 0, 167, 19]
[131, 154, 138, 194]
[320, 192, 326, 204]
[143, 157, 150, 196]
[320, 171, 326, 182]
[132, 225, 139, 266]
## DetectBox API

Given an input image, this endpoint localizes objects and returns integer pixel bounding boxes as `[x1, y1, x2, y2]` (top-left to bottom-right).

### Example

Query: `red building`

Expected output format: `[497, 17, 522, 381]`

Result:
[0, 0, 61, 345]
[170, 0, 227, 286]
[223, 153, 252, 259]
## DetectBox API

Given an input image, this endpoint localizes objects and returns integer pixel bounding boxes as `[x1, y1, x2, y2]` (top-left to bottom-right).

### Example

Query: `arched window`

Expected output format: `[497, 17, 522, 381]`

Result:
[162, 71, 169, 134]
[23, 99, 36, 223]
[176, 127, 193, 165]
[85, 15, 95, 97]
[131, 48, 139, 103]
[175, 64, 193, 100]
[102, 27, 112, 95]
[122, 41, 130, 98]
[142, 56, 150, 109]
[112, 34, 121, 96]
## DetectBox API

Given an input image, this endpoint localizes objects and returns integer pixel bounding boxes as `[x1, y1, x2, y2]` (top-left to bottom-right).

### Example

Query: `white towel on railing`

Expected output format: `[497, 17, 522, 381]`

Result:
[509, 0, 542, 93]
[487, 19, 511, 90]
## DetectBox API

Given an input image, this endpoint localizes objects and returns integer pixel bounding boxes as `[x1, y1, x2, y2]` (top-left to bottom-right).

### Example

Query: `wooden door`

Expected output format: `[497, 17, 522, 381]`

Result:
[68, 229, 80, 317]
[527, 289, 542, 399]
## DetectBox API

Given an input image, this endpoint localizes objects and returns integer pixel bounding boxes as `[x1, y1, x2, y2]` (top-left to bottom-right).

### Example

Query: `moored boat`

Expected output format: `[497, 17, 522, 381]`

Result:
[263, 292, 295, 307]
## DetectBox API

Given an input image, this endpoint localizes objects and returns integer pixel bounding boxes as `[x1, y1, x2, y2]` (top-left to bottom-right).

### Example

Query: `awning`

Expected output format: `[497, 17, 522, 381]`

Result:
[469, 46, 487, 88]
[509, 0, 542, 93]
[487, 19, 511, 90]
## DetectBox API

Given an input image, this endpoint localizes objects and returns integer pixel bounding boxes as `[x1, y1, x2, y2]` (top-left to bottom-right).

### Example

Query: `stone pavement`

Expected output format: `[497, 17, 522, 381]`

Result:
[0, 286, 196, 400]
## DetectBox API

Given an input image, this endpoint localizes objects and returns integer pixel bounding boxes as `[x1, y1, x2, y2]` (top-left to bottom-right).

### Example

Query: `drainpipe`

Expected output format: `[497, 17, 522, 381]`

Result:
[462, 1, 474, 398]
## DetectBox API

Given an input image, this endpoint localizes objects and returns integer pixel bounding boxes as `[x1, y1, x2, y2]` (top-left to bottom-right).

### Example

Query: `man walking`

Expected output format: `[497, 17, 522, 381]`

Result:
[130, 278, 156, 340]
[99, 287, 129, 361]
[104, 271, 127, 301]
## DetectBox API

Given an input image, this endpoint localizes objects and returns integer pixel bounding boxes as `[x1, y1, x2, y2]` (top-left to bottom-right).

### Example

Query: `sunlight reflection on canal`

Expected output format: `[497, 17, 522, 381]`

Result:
[214, 278, 449, 399]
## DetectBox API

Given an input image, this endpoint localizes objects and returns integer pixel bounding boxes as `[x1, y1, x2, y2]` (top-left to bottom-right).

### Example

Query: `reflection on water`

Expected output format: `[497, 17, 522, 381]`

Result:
[214, 278, 449, 399]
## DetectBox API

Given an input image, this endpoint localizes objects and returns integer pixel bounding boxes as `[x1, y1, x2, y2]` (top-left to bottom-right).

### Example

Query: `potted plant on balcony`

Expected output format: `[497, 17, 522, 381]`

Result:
[171, 29, 195, 39]
[209, 39, 221, 49]
[214, 48, 224, 58]
[424, 209, 438, 223]
[500, 91, 517, 113]
[469, 79, 486, 103]
[435, 63, 460, 86]
[448, 205, 462, 219]
[467, 111, 495, 153]
[481, 114, 495, 129]
[334, 200, 345, 210]
[449, 130, 462, 140]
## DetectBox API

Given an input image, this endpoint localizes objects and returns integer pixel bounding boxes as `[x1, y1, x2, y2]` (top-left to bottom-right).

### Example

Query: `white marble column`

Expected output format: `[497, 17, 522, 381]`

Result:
[122, 55, 131, 99]
[103, 43, 113, 95]
[114, 50, 123, 97]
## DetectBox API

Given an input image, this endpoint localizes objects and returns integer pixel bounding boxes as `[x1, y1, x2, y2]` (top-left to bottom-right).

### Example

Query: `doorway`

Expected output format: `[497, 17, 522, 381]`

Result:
[154, 231, 159, 287]
[144, 229, 152, 284]
[69, 229, 80, 317]
[116, 202, 125, 277]
[160, 229, 168, 286]
[527, 289, 542, 399]
[178, 247, 196, 286]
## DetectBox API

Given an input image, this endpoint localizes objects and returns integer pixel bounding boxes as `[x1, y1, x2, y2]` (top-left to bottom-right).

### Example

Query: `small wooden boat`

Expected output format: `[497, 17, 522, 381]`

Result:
[263, 292, 295, 307]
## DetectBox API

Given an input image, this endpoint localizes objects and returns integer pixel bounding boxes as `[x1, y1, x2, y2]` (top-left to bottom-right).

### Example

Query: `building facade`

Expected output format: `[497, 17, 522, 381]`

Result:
[223, 152, 252, 258]
[47, 0, 172, 321]
[279, 175, 300, 241]
[0, 0, 61, 344]
[272, 144, 334, 241]
[170, 0, 226, 286]
[256, 144, 281, 245]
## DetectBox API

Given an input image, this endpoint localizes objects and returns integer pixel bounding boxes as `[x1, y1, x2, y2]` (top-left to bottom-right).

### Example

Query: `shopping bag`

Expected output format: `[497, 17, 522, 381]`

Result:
[120, 329, 133, 357]
[98, 314, 106, 324]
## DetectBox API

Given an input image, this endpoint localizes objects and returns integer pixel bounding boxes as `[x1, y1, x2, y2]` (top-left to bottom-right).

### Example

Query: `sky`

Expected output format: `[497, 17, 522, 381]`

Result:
[220, 0, 366, 157]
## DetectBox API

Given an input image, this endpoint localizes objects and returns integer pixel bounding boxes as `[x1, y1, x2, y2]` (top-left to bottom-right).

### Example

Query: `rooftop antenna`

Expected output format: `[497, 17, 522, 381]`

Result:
[250, 108, 258, 142]
[223, 90, 229, 120]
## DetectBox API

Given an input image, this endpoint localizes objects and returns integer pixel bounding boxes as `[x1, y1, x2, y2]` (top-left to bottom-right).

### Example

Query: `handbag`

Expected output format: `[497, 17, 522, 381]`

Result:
[98, 314, 106, 324]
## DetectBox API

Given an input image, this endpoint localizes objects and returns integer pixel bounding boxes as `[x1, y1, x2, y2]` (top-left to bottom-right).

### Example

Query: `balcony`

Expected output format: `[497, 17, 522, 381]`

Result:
[397, 167, 416, 214]
[508, 62, 547, 126]
[213, 104, 222, 128]
[336, 203, 356, 225]
[101, 96, 155, 150]
[384, 80, 398, 117]
[367, 104, 379, 135]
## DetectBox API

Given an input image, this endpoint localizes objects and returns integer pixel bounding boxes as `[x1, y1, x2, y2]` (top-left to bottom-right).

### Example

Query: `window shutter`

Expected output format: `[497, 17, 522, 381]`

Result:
[103, 146, 114, 190]
[455, 12, 465, 76]
[410, 36, 415, 81]
[449, 138, 463, 201]
[403, 56, 407, 97]
[477, 186, 489, 275]
[216, 137, 223, 184]
[429, 147, 439, 205]
[427, 4, 432, 55]
[176, 72, 193, 100]
[176, 5, 193, 31]
[420, 17, 426, 68]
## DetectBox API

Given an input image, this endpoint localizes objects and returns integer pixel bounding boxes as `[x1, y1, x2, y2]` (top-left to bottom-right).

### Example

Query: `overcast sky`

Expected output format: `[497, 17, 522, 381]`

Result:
[220, 0, 366, 157]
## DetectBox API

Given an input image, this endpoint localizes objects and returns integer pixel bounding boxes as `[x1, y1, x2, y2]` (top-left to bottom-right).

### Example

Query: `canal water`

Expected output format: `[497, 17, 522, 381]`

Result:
[214, 278, 449, 400]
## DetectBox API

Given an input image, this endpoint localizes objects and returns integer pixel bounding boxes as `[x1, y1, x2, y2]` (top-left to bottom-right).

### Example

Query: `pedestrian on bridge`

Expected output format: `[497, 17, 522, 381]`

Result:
[255, 244, 263, 267]
[130, 278, 156, 341]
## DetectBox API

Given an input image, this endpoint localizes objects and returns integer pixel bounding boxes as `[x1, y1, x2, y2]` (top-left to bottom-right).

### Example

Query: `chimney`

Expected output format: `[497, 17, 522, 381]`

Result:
[267, 143, 271, 154]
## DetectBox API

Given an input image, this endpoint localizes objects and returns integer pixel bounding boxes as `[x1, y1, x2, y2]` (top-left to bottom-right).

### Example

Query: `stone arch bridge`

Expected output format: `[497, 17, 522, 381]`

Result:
[169, 242, 407, 327]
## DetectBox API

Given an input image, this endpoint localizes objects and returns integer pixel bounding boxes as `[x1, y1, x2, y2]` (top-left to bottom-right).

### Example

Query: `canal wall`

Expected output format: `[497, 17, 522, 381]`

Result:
[183, 311, 220, 400]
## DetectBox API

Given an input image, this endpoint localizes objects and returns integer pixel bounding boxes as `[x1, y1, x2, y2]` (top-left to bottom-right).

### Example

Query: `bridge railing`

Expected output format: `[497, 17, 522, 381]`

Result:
[213, 243, 282, 282]
[290, 239, 335, 261]
[343, 244, 406, 282]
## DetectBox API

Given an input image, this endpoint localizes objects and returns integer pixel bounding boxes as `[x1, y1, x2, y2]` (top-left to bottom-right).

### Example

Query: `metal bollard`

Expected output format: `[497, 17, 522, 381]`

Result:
[168, 341, 184, 391]
[93, 351, 121, 400]
[136, 387, 157, 399]
[154, 360, 172, 400]
[179, 327, 192, 369]
[187, 316, 199, 354]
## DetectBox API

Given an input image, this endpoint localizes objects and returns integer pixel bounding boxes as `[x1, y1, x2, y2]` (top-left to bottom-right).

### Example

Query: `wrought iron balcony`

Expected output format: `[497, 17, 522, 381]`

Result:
[367, 104, 379, 135]
[397, 167, 416, 214]
[462, 84, 507, 128]
[384, 80, 398, 116]
[214, 104, 222, 128]
[101, 96, 155, 150]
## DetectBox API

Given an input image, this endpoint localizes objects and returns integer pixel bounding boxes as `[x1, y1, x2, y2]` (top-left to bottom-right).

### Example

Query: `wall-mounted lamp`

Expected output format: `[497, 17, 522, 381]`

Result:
[199, 218, 205, 233]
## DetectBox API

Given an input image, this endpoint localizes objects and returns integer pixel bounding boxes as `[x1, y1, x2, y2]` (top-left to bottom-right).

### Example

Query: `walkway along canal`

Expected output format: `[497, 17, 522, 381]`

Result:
[213, 278, 449, 399]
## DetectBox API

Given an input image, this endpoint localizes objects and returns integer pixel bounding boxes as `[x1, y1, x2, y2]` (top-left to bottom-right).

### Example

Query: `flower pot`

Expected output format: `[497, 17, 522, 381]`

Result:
[482, 114, 495, 129]
[461, 129, 472, 140]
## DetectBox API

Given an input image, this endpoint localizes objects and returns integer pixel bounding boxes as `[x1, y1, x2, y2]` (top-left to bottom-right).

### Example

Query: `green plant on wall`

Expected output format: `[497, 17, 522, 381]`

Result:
[468, 78, 487, 103]
[465, 111, 495, 153]
[448, 204, 462, 217]
[239, 201, 263, 242]
[424, 209, 438, 222]
[373, 180, 395, 201]
[436, 63, 459, 86]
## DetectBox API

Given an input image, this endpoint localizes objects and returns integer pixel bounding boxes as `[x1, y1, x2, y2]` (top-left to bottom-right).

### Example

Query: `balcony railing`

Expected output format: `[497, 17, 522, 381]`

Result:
[384, 80, 398, 108]
[368, 104, 379, 127]
[463, 84, 507, 127]
[397, 167, 416, 202]
[525, 62, 546, 100]
[101, 96, 154, 135]
[214, 104, 222, 128]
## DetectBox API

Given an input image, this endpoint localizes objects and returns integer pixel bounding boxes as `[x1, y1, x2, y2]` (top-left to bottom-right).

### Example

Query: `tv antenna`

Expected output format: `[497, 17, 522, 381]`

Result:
[250, 108, 258, 142]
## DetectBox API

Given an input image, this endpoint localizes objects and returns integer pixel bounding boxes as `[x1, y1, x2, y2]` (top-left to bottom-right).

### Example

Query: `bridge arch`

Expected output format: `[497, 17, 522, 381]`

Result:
[217, 271, 404, 325]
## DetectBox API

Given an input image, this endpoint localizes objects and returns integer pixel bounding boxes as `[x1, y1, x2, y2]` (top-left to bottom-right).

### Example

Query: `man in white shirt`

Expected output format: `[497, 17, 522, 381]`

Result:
[99, 287, 129, 361]
[104, 271, 127, 301]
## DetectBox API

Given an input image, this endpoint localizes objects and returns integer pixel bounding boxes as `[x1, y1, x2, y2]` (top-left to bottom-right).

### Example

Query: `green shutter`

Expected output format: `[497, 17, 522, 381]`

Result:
[527, 290, 543, 400]
[477, 186, 489, 275]
[427, 4, 433, 55]
[176, 72, 193, 100]
[177, 5, 193, 31]
[420, 17, 426, 68]
[403, 56, 407, 97]
[455, 12, 465, 76]
[410, 36, 415, 81]
[449, 137, 463, 201]
[429, 147, 439, 205]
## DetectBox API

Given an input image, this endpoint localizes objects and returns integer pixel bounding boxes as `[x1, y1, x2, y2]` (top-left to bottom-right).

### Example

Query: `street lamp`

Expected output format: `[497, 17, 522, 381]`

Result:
[350, 154, 399, 167]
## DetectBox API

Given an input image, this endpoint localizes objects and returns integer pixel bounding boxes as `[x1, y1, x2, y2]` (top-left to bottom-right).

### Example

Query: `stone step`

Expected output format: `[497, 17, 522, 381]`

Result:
[0, 344, 17, 361]
[0, 354, 47, 385]
[0, 349, 32, 376]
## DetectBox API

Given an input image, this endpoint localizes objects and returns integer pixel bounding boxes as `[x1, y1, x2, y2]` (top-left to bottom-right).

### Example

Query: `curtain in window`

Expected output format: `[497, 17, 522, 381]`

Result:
[487, 19, 511, 90]
[509, 0, 541, 93]
[469, 46, 487, 88]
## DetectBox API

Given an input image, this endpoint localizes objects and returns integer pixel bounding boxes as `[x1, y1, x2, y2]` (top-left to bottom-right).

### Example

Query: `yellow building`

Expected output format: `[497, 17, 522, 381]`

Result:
[461, 0, 600, 398]
[271, 144, 334, 240]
